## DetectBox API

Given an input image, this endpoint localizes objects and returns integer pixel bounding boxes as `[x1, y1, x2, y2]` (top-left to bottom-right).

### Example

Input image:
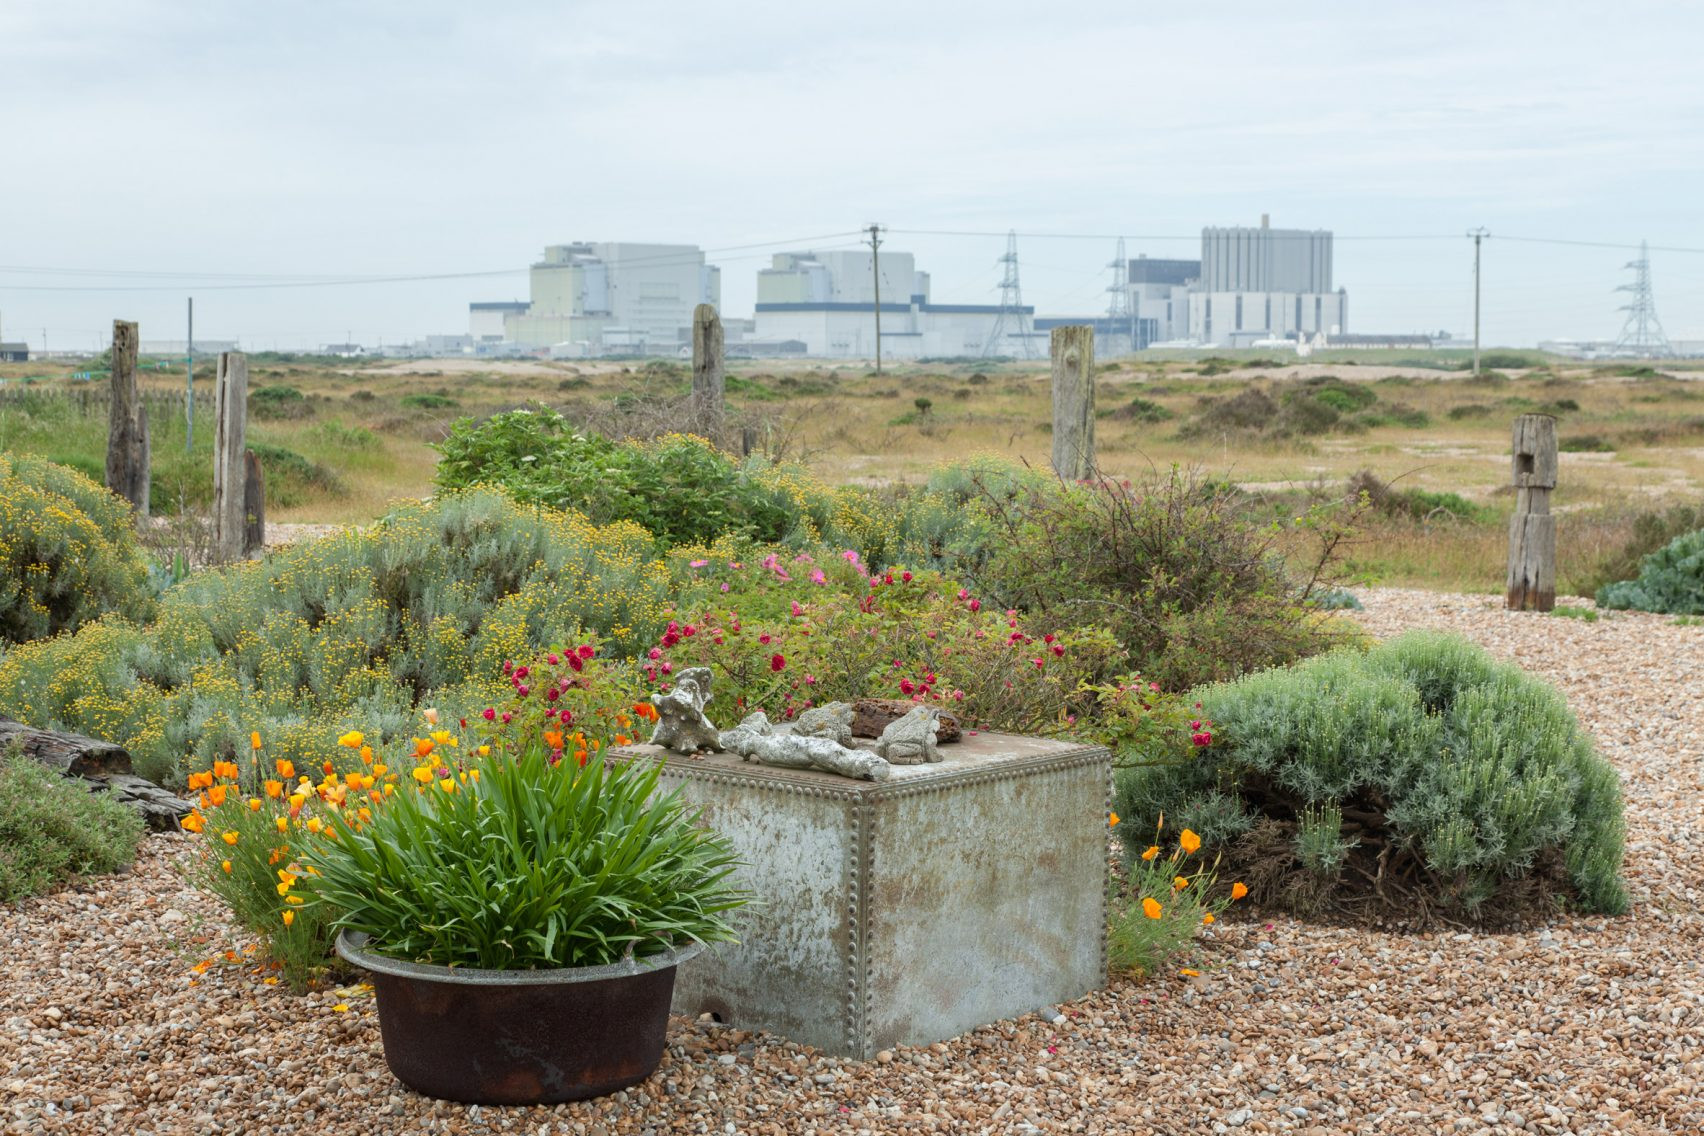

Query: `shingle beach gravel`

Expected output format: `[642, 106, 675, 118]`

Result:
[2, 589, 1700, 1134]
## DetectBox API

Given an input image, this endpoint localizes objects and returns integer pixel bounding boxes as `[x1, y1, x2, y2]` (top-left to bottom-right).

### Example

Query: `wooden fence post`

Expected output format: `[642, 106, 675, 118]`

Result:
[692, 303, 725, 444]
[1506, 413, 1557, 611]
[1050, 325, 1096, 480]
[242, 449, 266, 556]
[105, 320, 150, 519]
[211, 352, 249, 560]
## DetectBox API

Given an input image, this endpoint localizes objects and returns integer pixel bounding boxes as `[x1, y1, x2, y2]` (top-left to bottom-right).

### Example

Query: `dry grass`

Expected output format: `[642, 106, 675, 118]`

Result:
[4, 353, 1702, 586]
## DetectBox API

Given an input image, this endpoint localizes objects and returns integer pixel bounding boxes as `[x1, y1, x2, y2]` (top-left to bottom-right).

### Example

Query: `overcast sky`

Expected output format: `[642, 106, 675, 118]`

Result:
[3, 0, 1702, 351]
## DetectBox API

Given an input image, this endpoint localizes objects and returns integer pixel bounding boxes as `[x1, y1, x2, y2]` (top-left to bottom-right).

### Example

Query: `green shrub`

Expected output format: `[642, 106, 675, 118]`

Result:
[0, 453, 155, 645]
[1108, 397, 1174, 423]
[968, 468, 1356, 689]
[434, 407, 844, 548]
[1347, 470, 1496, 524]
[1597, 528, 1704, 614]
[400, 392, 459, 410]
[248, 443, 347, 506]
[250, 385, 314, 420]
[1112, 631, 1628, 919]
[1559, 434, 1613, 453]
[0, 751, 145, 902]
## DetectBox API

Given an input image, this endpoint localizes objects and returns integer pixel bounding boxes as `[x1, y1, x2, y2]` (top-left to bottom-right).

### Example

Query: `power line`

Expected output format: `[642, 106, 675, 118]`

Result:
[0, 231, 868, 293]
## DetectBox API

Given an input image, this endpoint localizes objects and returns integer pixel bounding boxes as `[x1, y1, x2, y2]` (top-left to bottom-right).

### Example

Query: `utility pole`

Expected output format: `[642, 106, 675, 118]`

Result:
[866, 222, 885, 373]
[186, 298, 194, 451]
[1469, 228, 1488, 377]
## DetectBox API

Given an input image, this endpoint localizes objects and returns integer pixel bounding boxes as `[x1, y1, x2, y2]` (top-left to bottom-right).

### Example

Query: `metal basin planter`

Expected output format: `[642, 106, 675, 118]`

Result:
[337, 931, 701, 1104]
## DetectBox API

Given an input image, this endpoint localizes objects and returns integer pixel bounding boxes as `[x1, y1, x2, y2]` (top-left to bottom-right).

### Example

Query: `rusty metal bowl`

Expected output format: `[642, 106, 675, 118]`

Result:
[337, 931, 701, 1104]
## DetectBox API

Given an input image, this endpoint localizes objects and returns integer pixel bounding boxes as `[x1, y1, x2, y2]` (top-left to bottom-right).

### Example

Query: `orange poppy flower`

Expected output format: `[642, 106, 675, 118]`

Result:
[275, 760, 295, 779]
[1179, 829, 1202, 854]
[1141, 897, 1163, 920]
[221, 831, 239, 846]
[1230, 882, 1249, 900]
[250, 732, 263, 751]
[281, 911, 295, 927]
[415, 738, 434, 758]
[1141, 846, 1159, 862]
[180, 812, 205, 833]
[264, 779, 283, 798]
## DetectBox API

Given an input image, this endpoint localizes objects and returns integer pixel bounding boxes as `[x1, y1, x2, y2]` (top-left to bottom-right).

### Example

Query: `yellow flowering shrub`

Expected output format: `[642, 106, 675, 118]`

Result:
[0, 454, 154, 645]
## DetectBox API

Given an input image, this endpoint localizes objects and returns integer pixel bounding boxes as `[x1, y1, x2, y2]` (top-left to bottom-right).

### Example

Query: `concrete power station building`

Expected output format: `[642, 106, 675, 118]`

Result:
[1187, 217, 1346, 347]
[469, 242, 720, 355]
[754, 250, 1026, 358]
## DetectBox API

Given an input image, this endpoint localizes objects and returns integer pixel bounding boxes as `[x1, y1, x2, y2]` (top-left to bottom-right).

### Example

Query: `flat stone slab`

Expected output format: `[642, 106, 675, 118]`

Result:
[618, 729, 1110, 1058]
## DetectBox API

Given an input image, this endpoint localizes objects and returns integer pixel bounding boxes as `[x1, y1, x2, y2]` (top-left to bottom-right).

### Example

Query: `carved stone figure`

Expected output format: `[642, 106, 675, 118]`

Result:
[874, 705, 942, 766]
[648, 667, 722, 754]
[720, 712, 891, 782]
[792, 701, 854, 747]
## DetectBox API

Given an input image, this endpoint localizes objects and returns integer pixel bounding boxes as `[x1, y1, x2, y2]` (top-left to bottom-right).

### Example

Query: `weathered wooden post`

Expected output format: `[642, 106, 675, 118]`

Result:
[1507, 413, 1557, 611]
[211, 351, 249, 560]
[691, 303, 725, 444]
[1050, 325, 1096, 480]
[242, 449, 266, 556]
[104, 320, 150, 518]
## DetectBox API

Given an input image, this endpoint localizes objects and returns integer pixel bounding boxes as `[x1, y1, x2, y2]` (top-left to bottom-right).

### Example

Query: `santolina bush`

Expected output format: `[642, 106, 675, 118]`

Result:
[0, 490, 677, 784]
[1112, 631, 1627, 918]
[0, 453, 154, 646]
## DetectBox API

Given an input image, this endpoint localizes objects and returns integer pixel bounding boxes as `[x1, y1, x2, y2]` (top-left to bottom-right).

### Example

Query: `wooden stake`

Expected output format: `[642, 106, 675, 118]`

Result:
[242, 449, 266, 557]
[1050, 325, 1096, 480]
[1506, 413, 1557, 611]
[104, 320, 150, 518]
[212, 352, 249, 560]
[691, 303, 725, 444]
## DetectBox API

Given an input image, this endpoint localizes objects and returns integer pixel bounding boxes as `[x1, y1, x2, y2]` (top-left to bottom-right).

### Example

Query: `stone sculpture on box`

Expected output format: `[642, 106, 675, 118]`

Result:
[873, 705, 943, 765]
[648, 667, 722, 754]
[720, 711, 892, 782]
[792, 701, 854, 746]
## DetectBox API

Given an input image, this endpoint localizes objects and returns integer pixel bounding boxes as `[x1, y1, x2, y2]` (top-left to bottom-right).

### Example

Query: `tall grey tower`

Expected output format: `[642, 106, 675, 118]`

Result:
[1105, 237, 1133, 351]
[1613, 240, 1672, 358]
[981, 230, 1035, 359]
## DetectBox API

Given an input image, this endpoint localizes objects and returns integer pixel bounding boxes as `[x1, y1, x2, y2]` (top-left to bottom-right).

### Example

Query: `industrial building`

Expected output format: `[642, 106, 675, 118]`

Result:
[1187, 216, 1346, 348]
[753, 249, 1029, 359]
[470, 243, 720, 355]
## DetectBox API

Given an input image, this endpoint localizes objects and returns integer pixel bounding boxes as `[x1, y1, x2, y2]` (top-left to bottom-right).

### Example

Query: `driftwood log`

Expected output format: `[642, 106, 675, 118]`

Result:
[851, 699, 963, 743]
[0, 716, 192, 831]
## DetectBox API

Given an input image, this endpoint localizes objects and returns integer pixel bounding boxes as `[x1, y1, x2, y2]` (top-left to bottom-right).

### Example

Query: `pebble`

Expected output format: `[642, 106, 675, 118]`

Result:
[0, 588, 1700, 1134]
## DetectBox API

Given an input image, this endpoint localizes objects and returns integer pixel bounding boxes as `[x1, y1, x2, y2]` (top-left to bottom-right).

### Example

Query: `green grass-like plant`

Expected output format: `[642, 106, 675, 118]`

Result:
[1112, 631, 1628, 918]
[0, 750, 145, 902]
[308, 744, 746, 969]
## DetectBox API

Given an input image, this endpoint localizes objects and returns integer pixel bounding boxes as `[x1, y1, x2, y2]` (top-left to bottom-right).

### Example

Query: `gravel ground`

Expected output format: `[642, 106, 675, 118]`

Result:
[3, 588, 1700, 1135]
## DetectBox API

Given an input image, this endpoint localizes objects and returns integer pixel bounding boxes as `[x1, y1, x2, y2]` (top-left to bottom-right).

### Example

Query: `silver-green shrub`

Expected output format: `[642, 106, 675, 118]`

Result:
[1113, 630, 1627, 917]
[0, 489, 678, 785]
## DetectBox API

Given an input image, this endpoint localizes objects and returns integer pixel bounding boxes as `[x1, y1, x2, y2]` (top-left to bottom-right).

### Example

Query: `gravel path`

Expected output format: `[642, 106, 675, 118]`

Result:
[3, 589, 1700, 1134]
